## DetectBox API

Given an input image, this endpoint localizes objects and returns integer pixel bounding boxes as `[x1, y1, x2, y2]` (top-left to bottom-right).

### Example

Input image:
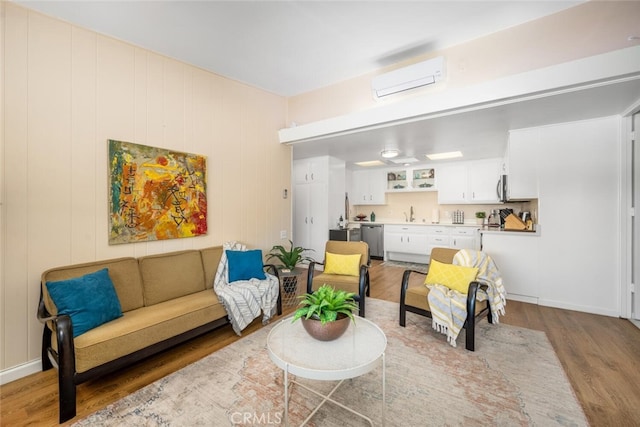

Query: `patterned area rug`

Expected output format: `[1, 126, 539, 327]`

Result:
[381, 260, 429, 273]
[73, 299, 587, 426]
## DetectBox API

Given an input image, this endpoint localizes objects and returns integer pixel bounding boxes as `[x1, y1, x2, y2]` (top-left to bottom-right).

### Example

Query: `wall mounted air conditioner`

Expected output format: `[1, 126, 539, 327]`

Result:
[372, 56, 444, 98]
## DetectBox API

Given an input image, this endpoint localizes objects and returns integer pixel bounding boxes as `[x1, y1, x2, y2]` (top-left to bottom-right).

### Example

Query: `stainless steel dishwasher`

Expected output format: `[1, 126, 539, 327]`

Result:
[361, 224, 384, 260]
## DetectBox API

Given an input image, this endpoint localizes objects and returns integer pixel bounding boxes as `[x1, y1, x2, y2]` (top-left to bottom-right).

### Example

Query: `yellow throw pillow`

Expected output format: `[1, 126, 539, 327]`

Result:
[324, 252, 361, 276]
[424, 259, 479, 294]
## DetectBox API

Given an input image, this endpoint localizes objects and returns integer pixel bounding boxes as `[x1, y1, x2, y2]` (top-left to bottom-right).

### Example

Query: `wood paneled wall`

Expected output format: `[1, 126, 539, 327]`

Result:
[0, 3, 290, 374]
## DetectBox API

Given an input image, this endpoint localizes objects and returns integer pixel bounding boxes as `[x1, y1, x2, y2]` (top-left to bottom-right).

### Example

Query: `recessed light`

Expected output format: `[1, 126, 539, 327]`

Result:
[426, 151, 463, 160]
[380, 149, 399, 159]
[354, 160, 385, 167]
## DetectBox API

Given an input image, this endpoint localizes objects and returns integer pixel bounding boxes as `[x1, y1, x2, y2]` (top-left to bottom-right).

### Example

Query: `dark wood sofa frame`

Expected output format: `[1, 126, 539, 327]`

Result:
[37, 263, 282, 423]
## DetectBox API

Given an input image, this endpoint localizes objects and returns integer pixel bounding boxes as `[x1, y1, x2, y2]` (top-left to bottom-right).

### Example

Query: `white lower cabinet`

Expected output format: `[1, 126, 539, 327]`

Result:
[481, 232, 539, 303]
[450, 227, 480, 250]
[426, 226, 451, 256]
[385, 224, 479, 263]
[384, 225, 430, 264]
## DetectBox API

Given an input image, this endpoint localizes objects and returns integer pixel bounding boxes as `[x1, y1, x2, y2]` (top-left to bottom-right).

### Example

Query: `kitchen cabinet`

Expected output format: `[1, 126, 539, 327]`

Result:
[350, 169, 386, 205]
[468, 159, 502, 203]
[426, 226, 451, 255]
[293, 156, 328, 184]
[437, 159, 502, 204]
[384, 224, 430, 263]
[384, 224, 479, 263]
[481, 232, 539, 303]
[436, 164, 467, 203]
[386, 167, 437, 192]
[293, 156, 345, 259]
[293, 182, 329, 258]
[386, 169, 408, 191]
[450, 227, 480, 250]
[507, 128, 539, 200]
[411, 168, 436, 190]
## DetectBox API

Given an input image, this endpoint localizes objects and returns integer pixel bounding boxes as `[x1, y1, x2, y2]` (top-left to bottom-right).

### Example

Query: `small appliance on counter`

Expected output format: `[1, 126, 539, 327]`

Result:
[488, 209, 501, 227]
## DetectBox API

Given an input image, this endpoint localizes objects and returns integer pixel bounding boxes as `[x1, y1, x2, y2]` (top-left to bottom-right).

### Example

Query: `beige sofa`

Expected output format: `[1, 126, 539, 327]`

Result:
[37, 246, 281, 423]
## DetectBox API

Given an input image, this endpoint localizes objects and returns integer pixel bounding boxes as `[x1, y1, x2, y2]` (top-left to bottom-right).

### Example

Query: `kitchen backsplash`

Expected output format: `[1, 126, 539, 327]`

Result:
[351, 191, 538, 224]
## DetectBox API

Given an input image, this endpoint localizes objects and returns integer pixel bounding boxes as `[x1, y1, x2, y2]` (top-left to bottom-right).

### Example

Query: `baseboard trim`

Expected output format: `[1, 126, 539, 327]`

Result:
[0, 359, 41, 385]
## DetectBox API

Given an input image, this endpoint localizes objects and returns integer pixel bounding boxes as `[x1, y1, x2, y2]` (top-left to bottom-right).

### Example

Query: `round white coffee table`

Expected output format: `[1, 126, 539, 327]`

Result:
[267, 315, 387, 426]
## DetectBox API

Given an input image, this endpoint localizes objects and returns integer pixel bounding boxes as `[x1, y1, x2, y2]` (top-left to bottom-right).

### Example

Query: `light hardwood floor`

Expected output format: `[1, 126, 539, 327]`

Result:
[2, 260, 640, 426]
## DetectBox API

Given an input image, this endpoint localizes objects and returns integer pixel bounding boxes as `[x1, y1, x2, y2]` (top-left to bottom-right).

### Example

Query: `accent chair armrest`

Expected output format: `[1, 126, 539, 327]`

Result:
[263, 264, 282, 315]
[305, 260, 324, 294]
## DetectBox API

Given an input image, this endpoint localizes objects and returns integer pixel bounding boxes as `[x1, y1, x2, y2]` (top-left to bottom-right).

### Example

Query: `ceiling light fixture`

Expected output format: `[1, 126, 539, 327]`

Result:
[380, 149, 399, 159]
[426, 151, 463, 160]
[354, 160, 385, 167]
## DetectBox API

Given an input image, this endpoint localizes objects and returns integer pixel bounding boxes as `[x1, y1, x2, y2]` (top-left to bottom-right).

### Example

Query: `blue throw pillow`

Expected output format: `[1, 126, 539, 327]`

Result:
[226, 249, 266, 282]
[46, 268, 123, 338]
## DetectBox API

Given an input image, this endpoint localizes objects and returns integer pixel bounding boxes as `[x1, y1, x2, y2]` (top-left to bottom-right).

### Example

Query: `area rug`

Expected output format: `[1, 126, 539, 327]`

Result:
[73, 299, 588, 426]
[381, 260, 428, 273]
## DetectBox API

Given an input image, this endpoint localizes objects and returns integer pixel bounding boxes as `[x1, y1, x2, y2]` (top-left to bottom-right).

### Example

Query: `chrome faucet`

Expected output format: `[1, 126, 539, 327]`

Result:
[410, 206, 415, 222]
[403, 212, 408, 222]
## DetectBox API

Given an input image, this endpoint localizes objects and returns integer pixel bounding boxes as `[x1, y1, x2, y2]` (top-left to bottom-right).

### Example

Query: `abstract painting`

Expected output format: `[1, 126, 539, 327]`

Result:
[108, 139, 207, 244]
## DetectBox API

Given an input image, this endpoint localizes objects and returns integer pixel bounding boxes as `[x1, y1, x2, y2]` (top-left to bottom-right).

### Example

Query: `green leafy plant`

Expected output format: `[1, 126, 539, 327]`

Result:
[475, 211, 486, 219]
[292, 284, 358, 324]
[266, 240, 314, 270]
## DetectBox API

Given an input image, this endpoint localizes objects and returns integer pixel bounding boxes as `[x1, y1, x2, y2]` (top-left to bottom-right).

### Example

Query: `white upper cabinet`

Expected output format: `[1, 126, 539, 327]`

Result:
[467, 158, 502, 203]
[294, 156, 329, 184]
[436, 163, 467, 203]
[350, 169, 386, 205]
[507, 128, 540, 200]
[437, 159, 502, 204]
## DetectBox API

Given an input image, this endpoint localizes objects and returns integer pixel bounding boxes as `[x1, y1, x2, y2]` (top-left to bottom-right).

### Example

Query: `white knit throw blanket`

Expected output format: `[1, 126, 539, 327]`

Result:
[213, 242, 279, 335]
[427, 250, 507, 347]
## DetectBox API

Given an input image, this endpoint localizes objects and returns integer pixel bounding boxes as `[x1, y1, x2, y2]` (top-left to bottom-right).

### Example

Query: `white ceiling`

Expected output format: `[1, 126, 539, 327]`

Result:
[18, 0, 640, 168]
[16, 0, 583, 97]
[288, 77, 640, 166]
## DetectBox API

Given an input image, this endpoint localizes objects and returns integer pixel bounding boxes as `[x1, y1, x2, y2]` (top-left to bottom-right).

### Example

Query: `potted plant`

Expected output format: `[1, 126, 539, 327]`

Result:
[292, 284, 358, 341]
[266, 240, 314, 294]
[475, 211, 486, 225]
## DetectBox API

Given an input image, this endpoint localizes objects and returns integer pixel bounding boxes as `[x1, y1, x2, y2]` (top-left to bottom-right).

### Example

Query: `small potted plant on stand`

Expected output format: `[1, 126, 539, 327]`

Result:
[266, 241, 314, 304]
[292, 284, 357, 341]
[475, 211, 486, 225]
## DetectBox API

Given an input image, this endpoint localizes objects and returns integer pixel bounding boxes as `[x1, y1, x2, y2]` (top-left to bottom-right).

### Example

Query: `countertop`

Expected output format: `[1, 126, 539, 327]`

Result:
[350, 220, 482, 227]
[348, 220, 541, 235]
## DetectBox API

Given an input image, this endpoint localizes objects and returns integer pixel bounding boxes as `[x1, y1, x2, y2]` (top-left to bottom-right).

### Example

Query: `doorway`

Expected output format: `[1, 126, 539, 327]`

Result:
[633, 112, 640, 321]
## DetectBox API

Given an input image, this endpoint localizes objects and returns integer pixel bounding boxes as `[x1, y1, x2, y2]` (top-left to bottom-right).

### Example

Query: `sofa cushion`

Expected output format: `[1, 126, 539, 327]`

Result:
[139, 250, 206, 306]
[323, 252, 361, 276]
[46, 269, 123, 337]
[200, 246, 223, 289]
[226, 249, 266, 282]
[42, 257, 144, 314]
[52, 290, 226, 373]
[424, 260, 478, 294]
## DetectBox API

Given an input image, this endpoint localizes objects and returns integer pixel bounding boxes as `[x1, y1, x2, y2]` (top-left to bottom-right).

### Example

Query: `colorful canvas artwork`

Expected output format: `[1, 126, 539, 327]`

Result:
[108, 140, 207, 244]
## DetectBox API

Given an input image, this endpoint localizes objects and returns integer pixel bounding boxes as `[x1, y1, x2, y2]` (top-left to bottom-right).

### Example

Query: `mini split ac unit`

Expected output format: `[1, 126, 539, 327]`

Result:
[372, 56, 444, 98]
